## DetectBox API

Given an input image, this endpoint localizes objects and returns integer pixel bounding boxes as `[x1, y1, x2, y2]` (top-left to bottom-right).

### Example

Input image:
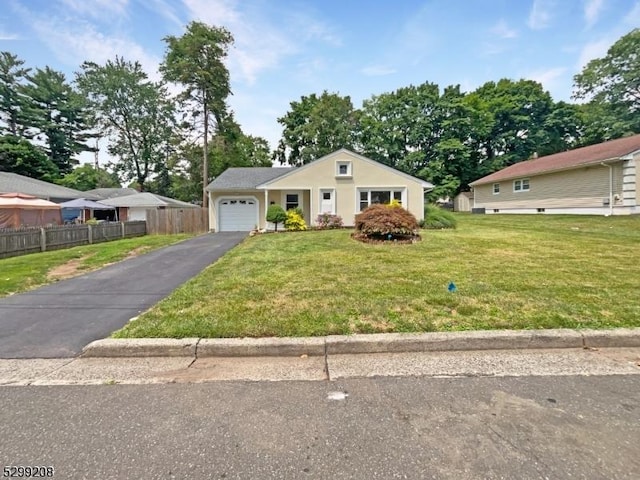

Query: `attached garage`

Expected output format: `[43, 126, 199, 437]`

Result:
[218, 197, 258, 231]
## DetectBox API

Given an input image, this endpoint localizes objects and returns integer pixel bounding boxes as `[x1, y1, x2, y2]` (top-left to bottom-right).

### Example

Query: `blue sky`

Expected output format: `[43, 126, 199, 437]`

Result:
[2, 0, 639, 152]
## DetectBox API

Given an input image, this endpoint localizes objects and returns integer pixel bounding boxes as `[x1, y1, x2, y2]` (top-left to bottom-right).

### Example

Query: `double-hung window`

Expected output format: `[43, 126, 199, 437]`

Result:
[513, 179, 530, 192]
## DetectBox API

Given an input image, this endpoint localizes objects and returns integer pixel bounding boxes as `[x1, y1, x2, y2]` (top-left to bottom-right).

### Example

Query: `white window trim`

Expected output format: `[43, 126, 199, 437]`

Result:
[356, 187, 406, 213]
[493, 183, 500, 195]
[336, 161, 352, 178]
[513, 178, 530, 193]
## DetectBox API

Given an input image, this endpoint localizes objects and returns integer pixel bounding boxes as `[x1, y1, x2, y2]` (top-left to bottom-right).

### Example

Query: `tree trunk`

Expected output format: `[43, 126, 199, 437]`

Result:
[202, 98, 209, 209]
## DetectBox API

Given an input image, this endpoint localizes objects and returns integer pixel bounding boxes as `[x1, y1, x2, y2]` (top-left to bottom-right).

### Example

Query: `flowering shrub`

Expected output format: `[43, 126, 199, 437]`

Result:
[353, 203, 420, 243]
[316, 213, 344, 229]
[285, 209, 307, 231]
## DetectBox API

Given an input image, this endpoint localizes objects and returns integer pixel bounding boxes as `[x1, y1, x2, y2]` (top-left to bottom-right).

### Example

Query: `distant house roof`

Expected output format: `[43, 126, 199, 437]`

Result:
[84, 187, 138, 199]
[0, 172, 100, 201]
[100, 192, 198, 208]
[470, 134, 640, 186]
[206, 168, 294, 191]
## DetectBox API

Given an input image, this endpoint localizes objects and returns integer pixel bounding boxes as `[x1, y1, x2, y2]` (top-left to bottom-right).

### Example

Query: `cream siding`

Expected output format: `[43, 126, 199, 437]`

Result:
[473, 161, 637, 214]
[263, 151, 425, 225]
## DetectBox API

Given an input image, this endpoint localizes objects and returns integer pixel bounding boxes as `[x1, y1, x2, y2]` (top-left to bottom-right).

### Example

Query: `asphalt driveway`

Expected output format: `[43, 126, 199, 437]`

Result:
[0, 232, 247, 358]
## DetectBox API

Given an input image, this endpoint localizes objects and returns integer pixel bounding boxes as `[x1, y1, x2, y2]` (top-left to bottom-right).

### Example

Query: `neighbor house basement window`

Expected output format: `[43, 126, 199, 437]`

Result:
[493, 183, 500, 194]
[513, 179, 530, 192]
[358, 189, 403, 211]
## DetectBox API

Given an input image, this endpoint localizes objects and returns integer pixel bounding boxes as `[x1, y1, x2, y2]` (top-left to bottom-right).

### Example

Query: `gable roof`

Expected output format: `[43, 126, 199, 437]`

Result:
[100, 192, 198, 208]
[256, 149, 434, 189]
[206, 167, 293, 191]
[0, 172, 100, 201]
[470, 134, 640, 186]
[84, 187, 138, 199]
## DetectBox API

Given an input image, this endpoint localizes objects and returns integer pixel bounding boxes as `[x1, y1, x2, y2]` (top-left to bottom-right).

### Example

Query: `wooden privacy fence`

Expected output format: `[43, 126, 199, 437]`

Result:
[145, 208, 208, 235]
[0, 221, 146, 259]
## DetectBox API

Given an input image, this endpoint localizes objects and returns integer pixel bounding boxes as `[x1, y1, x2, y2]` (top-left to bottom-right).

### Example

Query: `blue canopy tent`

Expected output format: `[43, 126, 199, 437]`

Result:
[59, 198, 116, 223]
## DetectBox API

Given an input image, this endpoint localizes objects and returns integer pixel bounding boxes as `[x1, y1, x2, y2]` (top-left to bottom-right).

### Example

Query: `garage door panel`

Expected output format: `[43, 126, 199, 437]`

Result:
[219, 198, 257, 231]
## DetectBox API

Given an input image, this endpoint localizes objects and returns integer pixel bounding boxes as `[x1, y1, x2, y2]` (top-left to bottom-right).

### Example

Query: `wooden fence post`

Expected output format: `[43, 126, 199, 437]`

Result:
[88, 225, 93, 244]
[40, 228, 46, 252]
[121, 222, 125, 238]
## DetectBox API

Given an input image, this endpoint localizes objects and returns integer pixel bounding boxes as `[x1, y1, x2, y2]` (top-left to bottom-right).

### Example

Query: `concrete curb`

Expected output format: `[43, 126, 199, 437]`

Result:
[81, 328, 640, 358]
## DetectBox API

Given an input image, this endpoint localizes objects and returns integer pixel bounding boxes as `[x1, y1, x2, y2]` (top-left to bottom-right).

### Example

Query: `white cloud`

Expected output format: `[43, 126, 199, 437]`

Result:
[144, 0, 185, 29]
[528, 0, 555, 30]
[0, 32, 18, 40]
[361, 65, 396, 77]
[584, 0, 605, 28]
[182, 0, 339, 85]
[624, 1, 640, 24]
[576, 36, 612, 70]
[60, 0, 129, 19]
[527, 66, 567, 92]
[490, 19, 517, 39]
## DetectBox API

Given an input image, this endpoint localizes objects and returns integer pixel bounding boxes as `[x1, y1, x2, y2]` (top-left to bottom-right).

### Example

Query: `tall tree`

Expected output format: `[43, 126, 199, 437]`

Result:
[0, 134, 58, 181]
[275, 91, 359, 166]
[0, 52, 30, 137]
[161, 21, 234, 208]
[77, 57, 176, 192]
[573, 28, 640, 137]
[21, 67, 94, 175]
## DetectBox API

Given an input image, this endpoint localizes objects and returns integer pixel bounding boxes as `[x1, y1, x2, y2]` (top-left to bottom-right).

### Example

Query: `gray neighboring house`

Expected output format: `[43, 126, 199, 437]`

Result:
[84, 187, 139, 200]
[0, 172, 100, 203]
[100, 192, 199, 221]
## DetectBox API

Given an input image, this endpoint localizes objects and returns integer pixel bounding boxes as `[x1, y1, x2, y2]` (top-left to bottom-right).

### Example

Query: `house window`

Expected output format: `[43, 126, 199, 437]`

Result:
[493, 183, 500, 194]
[285, 194, 299, 210]
[336, 161, 352, 177]
[323, 192, 331, 200]
[537, 208, 545, 213]
[513, 179, 530, 192]
[358, 189, 403, 211]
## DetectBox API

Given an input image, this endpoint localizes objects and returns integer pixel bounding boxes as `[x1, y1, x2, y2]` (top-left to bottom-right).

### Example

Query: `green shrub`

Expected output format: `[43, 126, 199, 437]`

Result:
[421, 204, 457, 229]
[285, 209, 307, 231]
[354, 203, 420, 242]
[266, 204, 287, 231]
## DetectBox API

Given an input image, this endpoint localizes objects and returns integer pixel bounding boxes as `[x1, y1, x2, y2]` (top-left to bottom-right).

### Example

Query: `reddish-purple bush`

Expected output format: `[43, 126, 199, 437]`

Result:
[353, 204, 420, 243]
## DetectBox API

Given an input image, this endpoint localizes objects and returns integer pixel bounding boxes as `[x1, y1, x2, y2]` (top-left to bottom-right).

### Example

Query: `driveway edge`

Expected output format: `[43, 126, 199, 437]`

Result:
[81, 328, 640, 358]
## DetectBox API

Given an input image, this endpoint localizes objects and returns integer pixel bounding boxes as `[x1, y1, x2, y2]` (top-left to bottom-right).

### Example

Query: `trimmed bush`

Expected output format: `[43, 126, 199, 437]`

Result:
[266, 204, 287, 231]
[285, 209, 307, 231]
[316, 213, 344, 229]
[420, 204, 458, 229]
[353, 203, 420, 243]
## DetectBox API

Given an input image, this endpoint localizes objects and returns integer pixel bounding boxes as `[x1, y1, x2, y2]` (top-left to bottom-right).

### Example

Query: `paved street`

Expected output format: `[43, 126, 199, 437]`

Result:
[0, 232, 246, 358]
[1, 373, 639, 479]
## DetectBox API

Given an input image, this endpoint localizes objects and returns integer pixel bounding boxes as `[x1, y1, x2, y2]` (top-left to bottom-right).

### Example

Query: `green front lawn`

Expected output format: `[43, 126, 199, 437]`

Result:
[0, 234, 193, 297]
[114, 215, 640, 338]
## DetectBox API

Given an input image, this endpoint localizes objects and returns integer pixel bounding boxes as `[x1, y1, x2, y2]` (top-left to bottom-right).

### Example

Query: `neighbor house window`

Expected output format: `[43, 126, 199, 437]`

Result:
[336, 161, 352, 177]
[513, 179, 530, 192]
[358, 189, 403, 211]
[493, 183, 500, 194]
[285, 194, 299, 210]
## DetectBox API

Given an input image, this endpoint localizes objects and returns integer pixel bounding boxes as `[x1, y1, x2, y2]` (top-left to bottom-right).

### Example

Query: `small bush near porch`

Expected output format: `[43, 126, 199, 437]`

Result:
[114, 214, 640, 339]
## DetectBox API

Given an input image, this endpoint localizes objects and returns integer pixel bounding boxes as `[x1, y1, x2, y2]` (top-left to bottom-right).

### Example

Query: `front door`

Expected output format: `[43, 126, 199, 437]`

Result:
[320, 189, 335, 214]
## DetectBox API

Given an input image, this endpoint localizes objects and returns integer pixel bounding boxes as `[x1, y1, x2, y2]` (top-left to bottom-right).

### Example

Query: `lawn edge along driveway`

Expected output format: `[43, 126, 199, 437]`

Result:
[0, 232, 246, 359]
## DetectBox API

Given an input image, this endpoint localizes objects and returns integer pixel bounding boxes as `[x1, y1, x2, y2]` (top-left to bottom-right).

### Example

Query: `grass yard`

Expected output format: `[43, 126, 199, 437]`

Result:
[114, 214, 640, 338]
[0, 234, 193, 297]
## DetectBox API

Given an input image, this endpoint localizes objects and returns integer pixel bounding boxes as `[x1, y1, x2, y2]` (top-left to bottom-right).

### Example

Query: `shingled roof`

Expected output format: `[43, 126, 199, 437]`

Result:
[470, 134, 640, 186]
[0, 172, 100, 201]
[206, 167, 293, 191]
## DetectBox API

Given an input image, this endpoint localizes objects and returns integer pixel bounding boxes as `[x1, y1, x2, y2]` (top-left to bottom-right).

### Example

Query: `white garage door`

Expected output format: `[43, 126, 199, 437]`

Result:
[218, 198, 258, 231]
